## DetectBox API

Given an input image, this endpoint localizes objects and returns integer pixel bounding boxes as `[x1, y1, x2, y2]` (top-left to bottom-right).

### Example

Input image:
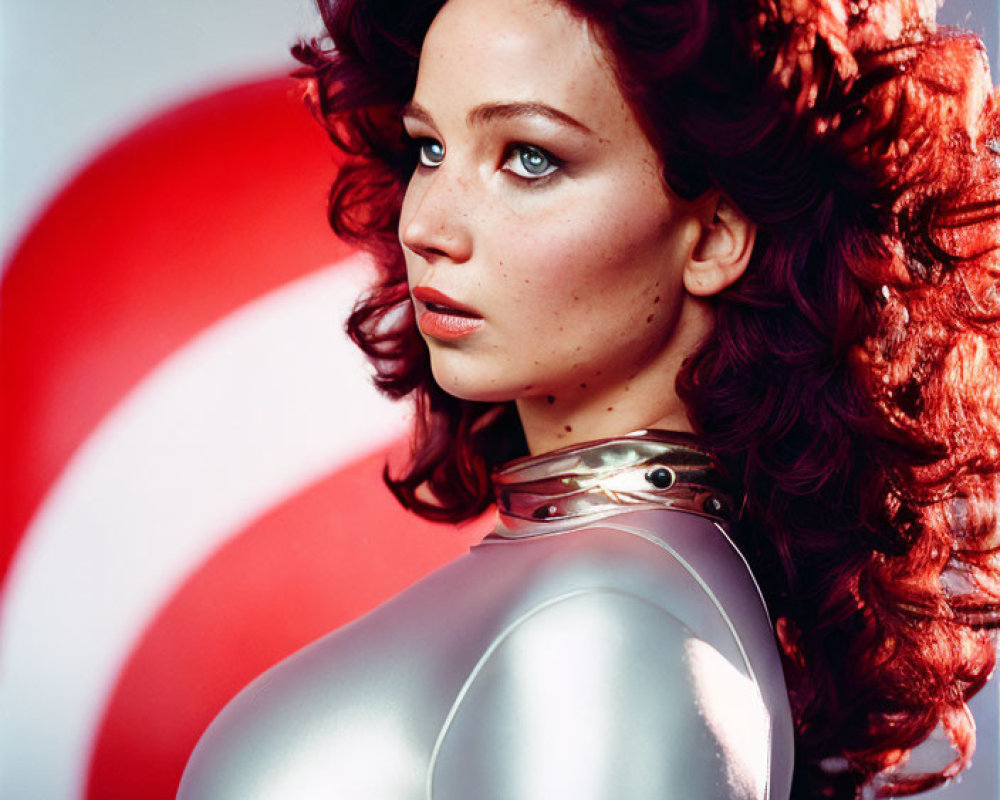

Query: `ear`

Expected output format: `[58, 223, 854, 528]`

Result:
[682, 194, 755, 297]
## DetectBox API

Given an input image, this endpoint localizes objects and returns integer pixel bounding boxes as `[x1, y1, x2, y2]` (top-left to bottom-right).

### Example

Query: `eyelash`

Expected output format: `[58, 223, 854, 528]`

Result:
[406, 136, 563, 185]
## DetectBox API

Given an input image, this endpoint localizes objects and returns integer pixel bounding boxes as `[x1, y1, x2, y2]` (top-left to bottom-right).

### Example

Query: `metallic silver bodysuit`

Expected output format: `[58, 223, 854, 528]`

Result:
[178, 431, 795, 799]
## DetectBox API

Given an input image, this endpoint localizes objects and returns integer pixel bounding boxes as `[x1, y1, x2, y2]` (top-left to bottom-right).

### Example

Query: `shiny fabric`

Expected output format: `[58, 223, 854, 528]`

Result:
[179, 432, 794, 799]
[493, 429, 739, 534]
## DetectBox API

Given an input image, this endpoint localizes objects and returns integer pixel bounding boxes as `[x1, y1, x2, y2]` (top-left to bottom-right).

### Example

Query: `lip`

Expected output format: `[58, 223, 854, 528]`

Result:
[412, 286, 481, 317]
[412, 286, 484, 341]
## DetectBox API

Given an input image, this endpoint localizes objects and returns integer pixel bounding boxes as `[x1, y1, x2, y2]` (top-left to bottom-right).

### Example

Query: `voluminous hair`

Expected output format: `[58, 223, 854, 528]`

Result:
[293, 1, 1000, 796]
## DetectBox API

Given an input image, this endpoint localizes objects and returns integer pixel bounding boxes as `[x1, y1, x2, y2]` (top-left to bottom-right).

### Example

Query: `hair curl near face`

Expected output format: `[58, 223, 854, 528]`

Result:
[293, 1, 1000, 796]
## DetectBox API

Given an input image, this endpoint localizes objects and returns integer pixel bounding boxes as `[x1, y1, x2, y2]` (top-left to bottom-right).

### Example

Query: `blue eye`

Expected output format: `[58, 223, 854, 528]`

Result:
[505, 144, 560, 179]
[416, 139, 444, 167]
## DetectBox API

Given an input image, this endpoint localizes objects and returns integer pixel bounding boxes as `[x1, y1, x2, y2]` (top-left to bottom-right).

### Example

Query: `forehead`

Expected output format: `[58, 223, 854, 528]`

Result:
[414, 0, 623, 125]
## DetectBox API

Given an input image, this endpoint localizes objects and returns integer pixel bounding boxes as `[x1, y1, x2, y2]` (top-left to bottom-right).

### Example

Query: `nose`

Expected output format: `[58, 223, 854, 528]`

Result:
[399, 169, 473, 264]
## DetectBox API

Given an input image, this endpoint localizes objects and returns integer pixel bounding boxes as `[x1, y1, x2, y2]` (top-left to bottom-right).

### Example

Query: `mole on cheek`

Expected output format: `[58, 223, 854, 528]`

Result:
[646, 314, 654, 323]
[654, 295, 661, 304]
[564, 425, 573, 432]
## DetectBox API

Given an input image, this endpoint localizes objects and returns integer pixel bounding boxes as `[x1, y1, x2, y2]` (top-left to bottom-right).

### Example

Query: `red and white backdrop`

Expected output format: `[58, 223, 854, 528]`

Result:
[1, 3, 997, 800]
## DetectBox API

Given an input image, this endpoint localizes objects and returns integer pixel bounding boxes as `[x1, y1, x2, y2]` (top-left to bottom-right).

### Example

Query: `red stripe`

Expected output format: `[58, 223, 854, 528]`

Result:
[85, 443, 491, 800]
[0, 74, 349, 584]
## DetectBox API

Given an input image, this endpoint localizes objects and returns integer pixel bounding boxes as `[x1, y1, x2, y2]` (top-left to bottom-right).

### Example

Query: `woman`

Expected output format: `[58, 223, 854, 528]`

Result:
[179, 0, 1000, 797]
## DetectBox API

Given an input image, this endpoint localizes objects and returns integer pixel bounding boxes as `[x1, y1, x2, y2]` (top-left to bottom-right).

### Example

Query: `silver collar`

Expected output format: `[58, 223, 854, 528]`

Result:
[490, 429, 738, 539]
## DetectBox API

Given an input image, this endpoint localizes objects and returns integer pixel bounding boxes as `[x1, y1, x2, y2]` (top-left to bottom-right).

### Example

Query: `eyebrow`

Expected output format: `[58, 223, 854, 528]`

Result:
[401, 100, 593, 135]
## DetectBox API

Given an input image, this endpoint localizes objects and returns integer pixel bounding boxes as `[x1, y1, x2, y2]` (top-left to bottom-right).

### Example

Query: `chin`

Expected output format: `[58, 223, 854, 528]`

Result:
[431, 376, 516, 404]
[428, 360, 521, 405]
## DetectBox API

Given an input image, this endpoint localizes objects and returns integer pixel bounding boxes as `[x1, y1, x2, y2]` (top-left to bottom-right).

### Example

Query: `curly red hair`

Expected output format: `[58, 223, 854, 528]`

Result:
[293, 0, 1000, 796]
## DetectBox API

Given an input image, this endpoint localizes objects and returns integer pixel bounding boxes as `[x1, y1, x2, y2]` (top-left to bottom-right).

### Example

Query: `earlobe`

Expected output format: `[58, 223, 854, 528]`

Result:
[683, 195, 755, 297]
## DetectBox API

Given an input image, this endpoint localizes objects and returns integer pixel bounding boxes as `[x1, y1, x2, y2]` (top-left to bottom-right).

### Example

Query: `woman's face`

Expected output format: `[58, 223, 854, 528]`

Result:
[400, 0, 707, 439]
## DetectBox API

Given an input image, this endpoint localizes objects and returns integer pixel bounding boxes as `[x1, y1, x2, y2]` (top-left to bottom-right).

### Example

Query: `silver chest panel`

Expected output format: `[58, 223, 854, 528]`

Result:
[179, 509, 794, 800]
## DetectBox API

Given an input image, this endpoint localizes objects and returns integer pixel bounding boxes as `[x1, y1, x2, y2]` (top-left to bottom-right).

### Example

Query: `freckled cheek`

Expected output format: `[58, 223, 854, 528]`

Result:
[485, 194, 670, 329]
[500, 218, 620, 295]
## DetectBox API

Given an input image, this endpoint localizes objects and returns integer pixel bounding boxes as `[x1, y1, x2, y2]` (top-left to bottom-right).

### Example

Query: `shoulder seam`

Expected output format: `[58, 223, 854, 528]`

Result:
[596, 519, 773, 799]
[425, 587, 697, 799]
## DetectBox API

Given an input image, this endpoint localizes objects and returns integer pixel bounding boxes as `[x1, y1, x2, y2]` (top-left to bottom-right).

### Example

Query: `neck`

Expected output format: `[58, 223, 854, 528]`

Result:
[516, 297, 709, 455]
[517, 388, 693, 456]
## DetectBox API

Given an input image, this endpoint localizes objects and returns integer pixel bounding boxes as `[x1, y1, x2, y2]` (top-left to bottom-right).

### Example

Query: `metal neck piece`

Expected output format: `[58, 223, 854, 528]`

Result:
[491, 429, 738, 539]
